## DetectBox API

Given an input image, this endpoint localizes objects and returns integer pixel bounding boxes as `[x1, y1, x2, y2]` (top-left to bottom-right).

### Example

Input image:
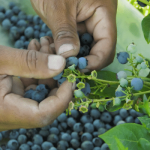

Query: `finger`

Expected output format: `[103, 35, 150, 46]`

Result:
[0, 80, 75, 130]
[77, 22, 87, 35]
[0, 44, 66, 80]
[83, 3, 117, 72]
[45, 1, 80, 58]
[38, 37, 57, 90]
[48, 88, 58, 97]
[37, 80, 76, 126]
[20, 39, 40, 88]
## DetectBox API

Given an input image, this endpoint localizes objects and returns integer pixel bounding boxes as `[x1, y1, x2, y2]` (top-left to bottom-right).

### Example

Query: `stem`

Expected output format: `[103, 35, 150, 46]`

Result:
[127, 76, 150, 82]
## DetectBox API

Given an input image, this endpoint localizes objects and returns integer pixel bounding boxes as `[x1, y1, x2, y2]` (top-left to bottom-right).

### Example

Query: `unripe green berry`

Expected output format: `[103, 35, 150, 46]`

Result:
[119, 78, 128, 87]
[114, 97, 121, 106]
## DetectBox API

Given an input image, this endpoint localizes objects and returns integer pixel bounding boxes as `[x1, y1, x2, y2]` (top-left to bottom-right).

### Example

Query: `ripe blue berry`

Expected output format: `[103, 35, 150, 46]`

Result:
[53, 71, 63, 80]
[67, 117, 76, 128]
[24, 89, 35, 99]
[113, 115, 122, 125]
[78, 57, 88, 69]
[14, 40, 24, 48]
[105, 124, 112, 130]
[57, 113, 67, 122]
[81, 133, 93, 142]
[0, 12, 4, 22]
[92, 137, 103, 147]
[50, 119, 58, 127]
[33, 134, 43, 145]
[46, 30, 53, 37]
[41, 141, 53, 150]
[71, 132, 79, 140]
[66, 57, 78, 68]
[27, 15, 33, 23]
[80, 115, 93, 124]
[9, 130, 19, 139]
[24, 41, 30, 49]
[93, 119, 105, 130]
[100, 112, 112, 123]
[117, 52, 129, 64]
[98, 127, 107, 135]
[81, 33, 93, 45]
[49, 127, 59, 135]
[41, 23, 49, 32]
[9, 2, 16, 9]
[27, 141, 33, 147]
[90, 109, 101, 119]
[31, 90, 46, 103]
[101, 143, 110, 150]
[115, 87, 126, 97]
[131, 78, 143, 91]
[58, 77, 66, 85]
[7, 139, 19, 150]
[5, 9, 14, 19]
[34, 30, 40, 39]
[119, 108, 128, 119]
[17, 134, 27, 144]
[70, 139, 80, 149]
[78, 45, 90, 57]
[71, 109, 79, 119]
[93, 147, 101, 150]
[36, 84, 49, 95]
[73, 123, 83, 132]
[2, 19, 12, 30]
[39, 32, 46, 38]
[0, 133, 3, 141]
[50, 147, 57, 150]
[39, 130, 49, 137]
[12, 6, 20, 15]
[24, 27, 34, 38]
[31, 144, 41, 150]
[47, 134, 59, 144]
[61, 133, 71, 142]
[81, 82, 91, 96]
[19, 144, 30, 150]
[0, 6, 5, 13]
[84, 123, 94, 133]
[81, 141, 94, 150]
[10, 26, 20, 40]
[125, 116, 134, 123]
[116, 71, 127, 80]
[33, 15, 40, 24]
[129, 109, 138, 117]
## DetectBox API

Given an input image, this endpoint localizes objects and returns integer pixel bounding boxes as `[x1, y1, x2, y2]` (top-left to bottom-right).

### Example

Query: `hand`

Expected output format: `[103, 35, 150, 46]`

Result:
[0, 37, 75, 131]
[30, 0, 118, 72]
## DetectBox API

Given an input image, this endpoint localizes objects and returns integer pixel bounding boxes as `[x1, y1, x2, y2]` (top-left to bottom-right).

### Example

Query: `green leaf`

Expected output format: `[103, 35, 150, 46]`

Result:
[99, 123, 150, 150]
[138, 138, 150, 150]
[138, 101, 150, 117]
[141, 14, 150, 44]
[138, 116, 150, 130]
[114, 136, 128, 150]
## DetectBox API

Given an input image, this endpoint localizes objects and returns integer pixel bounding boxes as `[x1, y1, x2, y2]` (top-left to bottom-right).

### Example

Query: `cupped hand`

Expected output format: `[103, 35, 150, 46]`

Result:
[0, 37, 75, 131]
[30, 0, 118, 72]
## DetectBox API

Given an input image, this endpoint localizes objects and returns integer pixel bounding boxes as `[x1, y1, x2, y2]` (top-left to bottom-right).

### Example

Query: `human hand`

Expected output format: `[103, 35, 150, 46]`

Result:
[0, 37, 75, 131]
[30, 0, 118, 72]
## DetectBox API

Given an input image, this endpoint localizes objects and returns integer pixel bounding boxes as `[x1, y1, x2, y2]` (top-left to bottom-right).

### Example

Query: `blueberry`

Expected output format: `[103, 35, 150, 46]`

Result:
[81, 141, 94, 150]
[24, 27, 34, 38]
[49, 127, 59, 135]
[67, 148, 74, 150]
[50, 119, 58, 127]
[100, 112, 112, 123]
[10, 16, 18, 24]
[34, 30, 40, 39]
[78, 45, 90, 57]
[66, 57, 79, 68]
[81, 82, 91, 96]
[20, 36, 26, 42]
[81, 133, 93, 142]
[9, 130, 19, 139]
[57, 140, 69, 149]
[27, 141, 33, 147]
[41, 141, 53, 150]
[7, 139, 19, 150]
[110, 110, 119, 116]
[41, 23, 49, 32]
[24, 89, 35, 99]
[34, 25, 40, 30]
[24, 41, 30, 49]
[18, 11, 26, 20]
[129, 109, 137, 117]
[0, 6, 5, 13]
[78, 57, 88, 69]
[115, 88, 126, 97]
[33, 15, 41, 24]
[39, 130, 49, 137]
[101, 143, 110, 150]
[9, 26, 20, 40]
[117, 120, 126, 125]
[36, 84, 49, 95]
[33, 134, 43, 145]
[71, 132, 79, 140]
[81, 33, 93, 45]
[135, 117, 141, 124]
[31, 144, 41, 150]
[27, 15, 33, 23]
[80, 115, 93, 124]
[17, 19, 27, 27]
[67, 117, 76, 128]
[46, 30, 53, 37]
[39, 32, 46, 38]
[19, 144, 30, 150]
[70, 139, 80, 149]
[105, 124, 112, 130]
[93, 119, 105, 130]
[49, 147, 57, 150]
[93, 132, 98, 137]
[58, 77, 66, 85]
[61, 133, 71, 142]
[2, 19, 12, 30]
[90, 109, 100, 119]
[12, 6, 21, 15]
[131, 78, 143, 91]
[117, 52, 130, 64]
[93, 147, 101, 150]
[1, 130, 10, 138]
[0, 133, 3, 140]
[71, 109, 79, 119]
[84, 123, 94, 133]
[125, 116, 134, 123]
[0, 12, 4, 22]
[113, 115, 122, 125]
[60, 122, 68, 130]
[5, 9, 14, 19]
[31, 90, 46, 103]
[76, 149, 82, 150]
[53, 71, 63, 80]
[92, 137, 103, 147]
[73, 123, 83, 132]
[17, 134, 27, 144]
[9, 2, 16, 9]
[57, 113, 67, 122]
[119, 108, 128, 119]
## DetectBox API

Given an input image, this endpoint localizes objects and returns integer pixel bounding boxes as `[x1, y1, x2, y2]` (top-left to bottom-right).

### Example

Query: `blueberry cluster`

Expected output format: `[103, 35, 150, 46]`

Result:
[0, 107, 144, 150]
[0, 2, 52, 49]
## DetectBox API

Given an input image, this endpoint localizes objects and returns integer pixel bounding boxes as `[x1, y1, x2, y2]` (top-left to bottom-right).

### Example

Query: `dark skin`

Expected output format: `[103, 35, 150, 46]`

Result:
[0, 0, 117, 131]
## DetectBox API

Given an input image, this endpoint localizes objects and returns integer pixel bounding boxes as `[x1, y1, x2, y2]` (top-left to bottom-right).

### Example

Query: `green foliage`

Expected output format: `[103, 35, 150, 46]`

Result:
[99, 123, 150, 150]
[114, 137, 128, 150]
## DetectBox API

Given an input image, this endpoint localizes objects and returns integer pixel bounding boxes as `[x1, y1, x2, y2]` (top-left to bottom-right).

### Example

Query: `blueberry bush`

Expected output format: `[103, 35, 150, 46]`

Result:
[0, 1, 150, 150]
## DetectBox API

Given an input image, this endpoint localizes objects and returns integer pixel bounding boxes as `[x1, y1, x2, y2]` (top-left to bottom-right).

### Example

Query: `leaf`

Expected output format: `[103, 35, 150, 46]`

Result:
[138, 101, 150, 117]
[141, 14, 150, 44]
[143, 94, 148, 102]
[138, 116, 150, 130]
[99, 123, 150, 150]
[106, 101, 124, 112]
[138, 138, 150, 150]
[114, 136, 128, 150]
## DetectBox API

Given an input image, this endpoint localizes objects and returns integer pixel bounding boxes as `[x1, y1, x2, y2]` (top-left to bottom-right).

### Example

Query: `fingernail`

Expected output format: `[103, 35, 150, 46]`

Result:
[40, 37, 48, 43]
[72, 81, 76, 91]
[48, 55, 65, 70]
[58, 44, 74, 55]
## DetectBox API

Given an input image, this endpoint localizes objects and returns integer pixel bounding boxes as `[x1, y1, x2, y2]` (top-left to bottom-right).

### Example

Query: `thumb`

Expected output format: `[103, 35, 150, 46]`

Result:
[46, 1, 80, 58]
[0, 45, 66, 79]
